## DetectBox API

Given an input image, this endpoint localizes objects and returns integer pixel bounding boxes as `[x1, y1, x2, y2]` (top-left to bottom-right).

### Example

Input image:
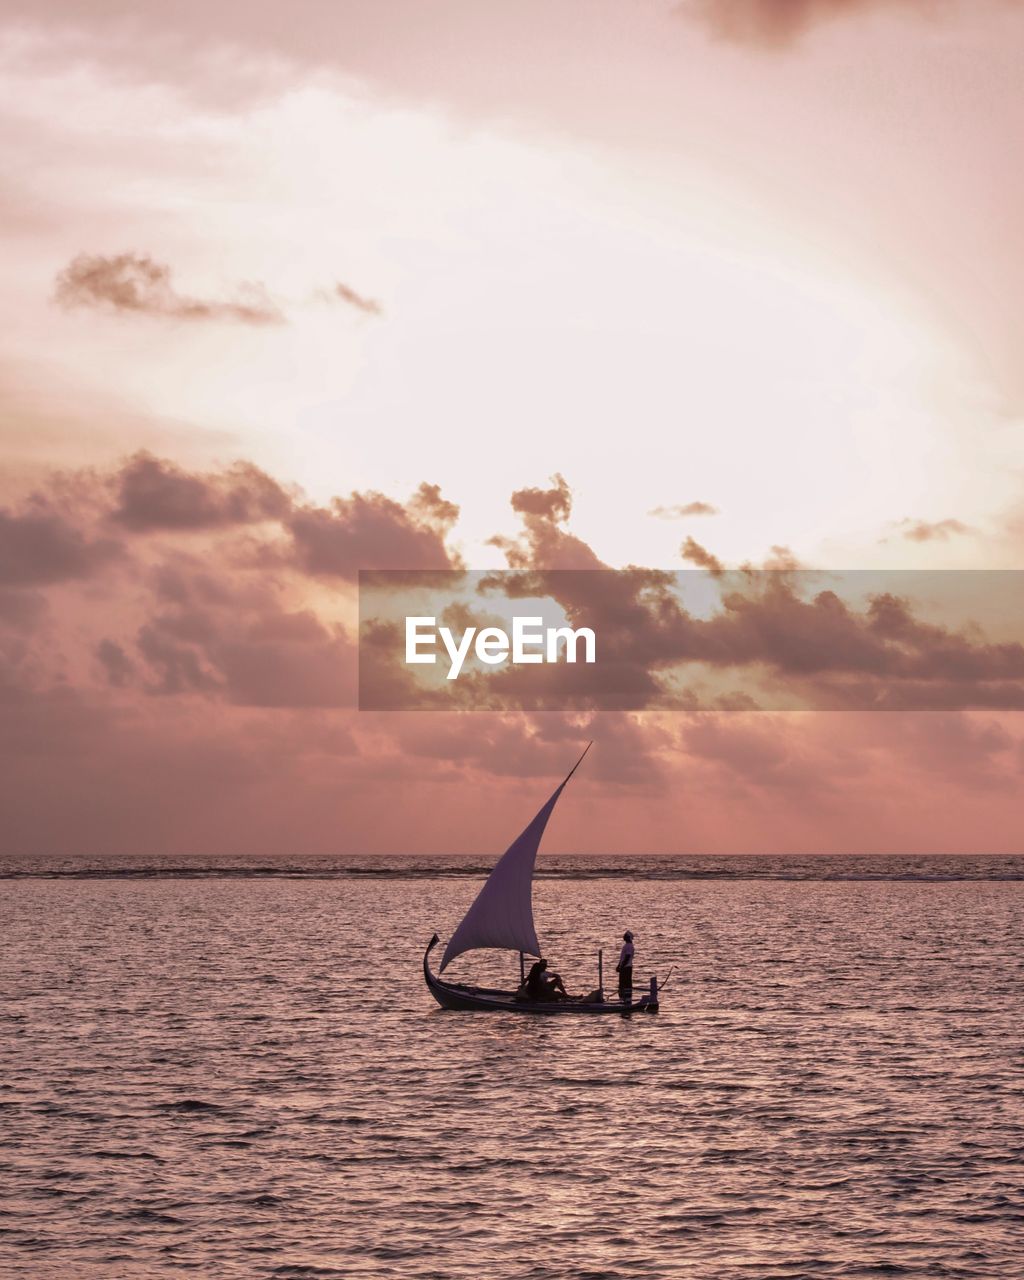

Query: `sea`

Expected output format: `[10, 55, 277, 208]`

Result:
[2, 854, 1022, 1279]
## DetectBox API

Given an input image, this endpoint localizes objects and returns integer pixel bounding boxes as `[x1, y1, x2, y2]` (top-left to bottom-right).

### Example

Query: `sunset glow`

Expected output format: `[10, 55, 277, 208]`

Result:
[3, 0, 1024, 856]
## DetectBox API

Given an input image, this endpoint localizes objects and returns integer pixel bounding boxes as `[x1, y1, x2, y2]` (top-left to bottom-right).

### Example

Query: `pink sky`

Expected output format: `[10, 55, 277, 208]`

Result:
[2, 0, 1024, 856]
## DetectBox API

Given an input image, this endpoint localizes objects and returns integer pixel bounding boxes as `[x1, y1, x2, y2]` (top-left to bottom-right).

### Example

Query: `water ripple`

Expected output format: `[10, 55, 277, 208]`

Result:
[1, 873, 1022, 1277]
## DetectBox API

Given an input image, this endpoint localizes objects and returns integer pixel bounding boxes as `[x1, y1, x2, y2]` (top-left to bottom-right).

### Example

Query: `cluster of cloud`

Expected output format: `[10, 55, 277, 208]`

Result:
[369, 563, 1024, 714]
[54, 253, 383, 326]
[129, 563, 355, 708]
[3, 455, 455, 584]
[2, 459, 1022, 855]
[358, 472, 1024, 716]
[111, 453, 293, 530]
[487, 474, 602, 571]
[0, 454, 458, 720]
[3, 459, 1018, 718]
[0, 505, 120, 586]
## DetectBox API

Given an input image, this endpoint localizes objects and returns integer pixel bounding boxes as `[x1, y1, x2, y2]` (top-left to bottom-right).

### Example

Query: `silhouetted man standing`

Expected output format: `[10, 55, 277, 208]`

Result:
[617, 930, 635, 994]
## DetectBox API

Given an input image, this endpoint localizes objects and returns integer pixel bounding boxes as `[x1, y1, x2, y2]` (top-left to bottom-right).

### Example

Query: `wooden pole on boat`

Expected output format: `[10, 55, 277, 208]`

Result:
[598, 948, 603, 992]
[519, 951, 525, 985]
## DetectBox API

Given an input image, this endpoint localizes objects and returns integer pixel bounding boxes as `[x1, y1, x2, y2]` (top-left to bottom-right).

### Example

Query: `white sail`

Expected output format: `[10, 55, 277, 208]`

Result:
[439, 744, 591, 972]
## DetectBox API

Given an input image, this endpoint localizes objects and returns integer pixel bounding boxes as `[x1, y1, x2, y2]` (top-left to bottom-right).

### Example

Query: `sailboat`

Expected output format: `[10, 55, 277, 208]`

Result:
[423, 744, 661, 1015]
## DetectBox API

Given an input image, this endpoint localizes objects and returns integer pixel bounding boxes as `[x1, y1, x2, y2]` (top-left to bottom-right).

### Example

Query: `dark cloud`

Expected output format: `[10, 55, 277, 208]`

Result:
[332, 281, 383, 316]
[136, 620, 222, 697]
[7, 453, 459, 590]
[685, 0, 948, 47]
[111, 452, 292, 531]
[491, 474, 603, 570]
[213, 608, 354, 708]
[8, 457, 1024, 731]
[370, 554, 1024, 712]
[54, 252, 285, 325]
[132, 562, 355, 707]
[649, 501, 719, 518]
[96, 638, 135, 688]
[287, 488, 458, 581]
[422, 479, 1024, 712]
[3, 456, 1024, 855]
[0, 458, 461, 714]
[689, 578, 1024, 703]
[510, 474, 573, 522]
[0, 506, 119, 585]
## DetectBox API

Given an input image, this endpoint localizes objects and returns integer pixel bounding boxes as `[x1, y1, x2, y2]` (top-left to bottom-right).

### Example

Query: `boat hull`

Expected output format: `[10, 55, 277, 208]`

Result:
[423, 935, 658, 1015]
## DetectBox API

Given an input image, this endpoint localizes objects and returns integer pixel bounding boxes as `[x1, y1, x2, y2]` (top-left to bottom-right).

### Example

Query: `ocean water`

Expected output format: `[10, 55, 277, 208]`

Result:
[2, 857, 1023, 1278]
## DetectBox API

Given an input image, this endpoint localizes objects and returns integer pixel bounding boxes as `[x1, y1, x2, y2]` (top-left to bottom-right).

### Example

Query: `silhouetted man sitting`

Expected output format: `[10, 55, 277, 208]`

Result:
[525, 958, 569, 1001]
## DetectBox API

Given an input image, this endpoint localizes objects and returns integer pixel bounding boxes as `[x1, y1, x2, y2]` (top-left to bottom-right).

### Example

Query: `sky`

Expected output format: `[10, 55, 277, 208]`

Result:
[2, 0, 1024, 856]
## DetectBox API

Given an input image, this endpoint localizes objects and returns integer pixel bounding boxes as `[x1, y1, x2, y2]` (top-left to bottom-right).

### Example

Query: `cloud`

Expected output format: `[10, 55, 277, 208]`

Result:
[214, 608, 355, 709]
[406, 556, 1024, 713]
[111, 453, 292, 531]
[87, 549, 356, 707]
[408, 481, 460, 529]
[0, 506, 119, 585]
[510, 474, 573, 522]
[0, 588, 48, 632]
[105, 455, 459, 580]
[682, 716, 825, 791]
[393, 709, 664, 788]
[332, 281, 383, 316]
[287, 486, 459, 581]
[96, 638, 135, 688]
[761, 545, 804, 572]
[684, 0, 951, 47]
[4, 459, 1024, 859]
[54, 252, 285, 325]
[375, 478, 1024, 715]
[895, 517, 974, 543]
[490, 474, 604, 570]
[0, 458, 461, 718]
[649, 501, 719, 518]
[680, 536, 724, 576]
[136, 600, 354, 707]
